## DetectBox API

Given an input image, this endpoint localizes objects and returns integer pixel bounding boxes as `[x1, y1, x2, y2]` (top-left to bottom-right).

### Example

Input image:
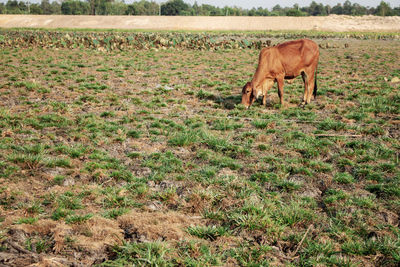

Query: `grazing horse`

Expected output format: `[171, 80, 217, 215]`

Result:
[241, 39, 319, 108]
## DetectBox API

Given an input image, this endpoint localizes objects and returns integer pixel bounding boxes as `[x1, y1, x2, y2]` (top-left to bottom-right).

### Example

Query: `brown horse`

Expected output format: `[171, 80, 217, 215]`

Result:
[241, 39, 319, 108]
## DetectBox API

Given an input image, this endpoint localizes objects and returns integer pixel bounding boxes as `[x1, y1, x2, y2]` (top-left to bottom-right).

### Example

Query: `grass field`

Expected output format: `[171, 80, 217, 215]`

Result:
[0, 33, 399, 266]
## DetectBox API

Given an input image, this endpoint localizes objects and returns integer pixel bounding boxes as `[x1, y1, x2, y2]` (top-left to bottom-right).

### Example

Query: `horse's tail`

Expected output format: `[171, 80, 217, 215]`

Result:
[313, 67, 318, 99]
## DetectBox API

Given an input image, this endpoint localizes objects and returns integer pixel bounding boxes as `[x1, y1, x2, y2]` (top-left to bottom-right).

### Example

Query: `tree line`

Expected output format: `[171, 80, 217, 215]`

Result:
[0, 0, 399, 16]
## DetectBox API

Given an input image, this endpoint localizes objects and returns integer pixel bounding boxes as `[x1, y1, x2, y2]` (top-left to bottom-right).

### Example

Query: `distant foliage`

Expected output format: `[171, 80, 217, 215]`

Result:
[161, 0, 189, 16]
[0, 0, 399, 16]
[61, 0, 89, 15]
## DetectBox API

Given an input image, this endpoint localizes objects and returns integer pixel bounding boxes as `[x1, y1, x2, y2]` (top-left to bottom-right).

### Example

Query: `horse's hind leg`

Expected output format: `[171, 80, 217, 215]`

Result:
[277, 76, 285, 106]
[306, 71, 316, 104]
[306, 68, 315, 104]
[301, 72, 308, 106]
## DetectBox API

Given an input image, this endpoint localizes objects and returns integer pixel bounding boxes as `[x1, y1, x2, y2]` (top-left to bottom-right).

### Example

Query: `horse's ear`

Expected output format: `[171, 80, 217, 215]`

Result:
[242, 82, 250, 93]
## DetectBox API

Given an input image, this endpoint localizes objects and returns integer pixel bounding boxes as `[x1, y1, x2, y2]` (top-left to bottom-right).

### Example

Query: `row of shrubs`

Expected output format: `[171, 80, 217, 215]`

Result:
[0, 30, 398, 51]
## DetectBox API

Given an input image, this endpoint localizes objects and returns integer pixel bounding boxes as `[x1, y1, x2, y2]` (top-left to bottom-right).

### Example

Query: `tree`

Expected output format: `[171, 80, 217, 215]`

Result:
[271, 4, 284, 16]
[325, 4, 331, 15]
[351, 3, 367, 15]
[0, 3, 5, 14]
[394, 6, 400, 16]
[161, 0, 189, 16]
[105, 0, 126, 15]
[141, 0, 158, 15]
[89, 0, 95, 15]
[6, 0, 27, 14]
[61, 0, 90, 15]
[343, 0, 352, 15]
[129, 0, 158, 15]
[272, 4, 282, 12]
[41, 0, 52, 14]
[190, 1, 200, 15]
[331, 3, 343, 14]
[308, 1, 326, 16]
[125, 4, 137, 15]
[375, 1, 392, 16]
[0, 0, 397, 17]
[256, 7, 270, 16]
[208, 4, 223, 16]
[95, 0, 113, 15]
[286, 8, 305, 16]
[199, 4, 219, 16]
[51, 1, 61, 14]
[30, 3, 42, 14]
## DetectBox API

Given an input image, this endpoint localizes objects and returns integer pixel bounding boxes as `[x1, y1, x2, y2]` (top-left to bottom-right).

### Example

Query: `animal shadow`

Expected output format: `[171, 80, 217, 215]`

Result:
[213, 95, 242, 110]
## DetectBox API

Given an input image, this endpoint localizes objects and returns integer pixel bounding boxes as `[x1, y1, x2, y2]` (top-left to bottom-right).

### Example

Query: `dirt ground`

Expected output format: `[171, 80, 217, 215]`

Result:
[0, 14, 400, 32]
[0, 36, 399, 265]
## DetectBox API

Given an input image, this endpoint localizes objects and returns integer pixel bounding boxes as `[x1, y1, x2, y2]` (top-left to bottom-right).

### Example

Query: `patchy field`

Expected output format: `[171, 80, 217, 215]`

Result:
[0, 36, 399, 266]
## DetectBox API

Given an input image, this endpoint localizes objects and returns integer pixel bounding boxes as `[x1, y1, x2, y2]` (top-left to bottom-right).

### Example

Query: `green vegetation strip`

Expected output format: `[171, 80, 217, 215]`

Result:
[0, 29, 398, 51]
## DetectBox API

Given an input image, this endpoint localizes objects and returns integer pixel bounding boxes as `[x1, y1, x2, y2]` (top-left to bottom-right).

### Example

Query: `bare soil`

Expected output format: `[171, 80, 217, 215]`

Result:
[0, 14, 400, 32]
[0, 34, 399, 265]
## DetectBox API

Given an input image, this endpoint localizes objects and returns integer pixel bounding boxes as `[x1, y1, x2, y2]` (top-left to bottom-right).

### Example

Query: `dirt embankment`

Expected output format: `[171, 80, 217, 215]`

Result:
[0, 14, 399, 32]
